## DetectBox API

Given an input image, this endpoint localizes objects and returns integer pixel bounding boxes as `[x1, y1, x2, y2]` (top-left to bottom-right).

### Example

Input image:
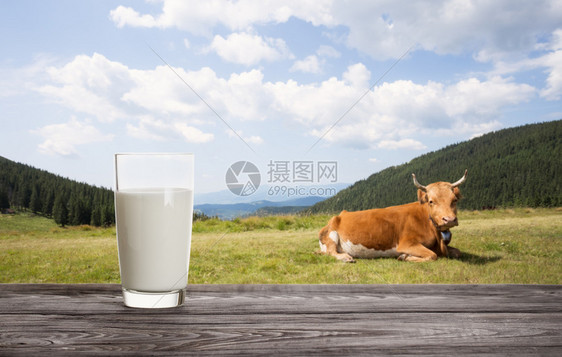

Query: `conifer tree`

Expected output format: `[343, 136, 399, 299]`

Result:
[53, 194, 68, 227]
[0, 189, 9, 210]
[42, 189, 55, 216]
[29, 186, 42, 214]
[90, 206, 102, 226]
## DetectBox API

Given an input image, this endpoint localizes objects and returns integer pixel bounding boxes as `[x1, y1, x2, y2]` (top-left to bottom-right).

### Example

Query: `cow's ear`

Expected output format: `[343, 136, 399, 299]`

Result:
[453, 187, 462, 200]
[417, 189, 428, 204]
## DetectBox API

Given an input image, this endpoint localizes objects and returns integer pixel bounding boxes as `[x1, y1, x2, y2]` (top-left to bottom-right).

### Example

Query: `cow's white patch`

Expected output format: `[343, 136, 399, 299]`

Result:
[319, 241, 327, 253]
[329, 230, 339, 244]
[340, 239, 399, 259]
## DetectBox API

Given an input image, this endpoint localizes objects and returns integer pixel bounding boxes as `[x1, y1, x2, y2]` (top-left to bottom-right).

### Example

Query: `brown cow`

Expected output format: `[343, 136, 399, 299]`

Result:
[318, 170, 467, 262]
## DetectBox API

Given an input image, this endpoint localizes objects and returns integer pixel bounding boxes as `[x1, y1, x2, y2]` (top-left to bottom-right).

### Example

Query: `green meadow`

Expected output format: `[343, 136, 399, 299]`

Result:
[1, 208, 561, 284]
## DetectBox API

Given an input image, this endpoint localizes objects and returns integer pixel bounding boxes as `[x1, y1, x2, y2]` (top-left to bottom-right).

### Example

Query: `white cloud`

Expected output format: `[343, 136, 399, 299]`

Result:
[316, 45, 341, 58]
[123, 64, 271, 122]
[539, 29, 562, 100]
[34, 54, 537, 153]
[483, 29, 562, 101]
[126, 116, 215, 143]
[109, 1, 334, 35]
[35, 54, 220, 146]
[342, 63, 370, 88]
[122, 65, 212, 117]
[290, 55, 322, 74]
[38, 53, 132, 122]
[33, 117, 114, 157]
[126, 117, 168, 141]
[227, 130, 263, 145]
[268, 64, 535, 148]
[207, 32, 292, 66]
[51, 54, 268, 123]
[378, 139, 427, 150]
[108, 1, 562, 103]
[110, 1, 562, 63]
[330, 0, 562, 61]
[290, 46, 341, 74]
[539, 63, 561, 100]
[546, 111, 562, 120]
[126, 123, 164, 141]
[110, 5, 158, 28]
[0, 55, 56, 97]
[443, 77, 536, 118]
[246, 135, 263, 145]
[174, 123, 214, 143]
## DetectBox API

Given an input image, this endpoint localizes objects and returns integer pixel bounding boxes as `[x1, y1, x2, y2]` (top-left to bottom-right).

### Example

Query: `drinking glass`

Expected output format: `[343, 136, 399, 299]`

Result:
[114, 153, 194, 308]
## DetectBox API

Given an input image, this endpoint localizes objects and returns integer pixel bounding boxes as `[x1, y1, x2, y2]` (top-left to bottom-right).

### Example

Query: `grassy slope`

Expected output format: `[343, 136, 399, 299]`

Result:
[1, 209, 561, 284]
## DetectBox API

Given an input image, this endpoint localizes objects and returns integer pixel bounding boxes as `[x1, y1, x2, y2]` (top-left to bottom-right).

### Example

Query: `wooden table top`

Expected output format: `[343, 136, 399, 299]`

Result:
[1, 284, 560, 355]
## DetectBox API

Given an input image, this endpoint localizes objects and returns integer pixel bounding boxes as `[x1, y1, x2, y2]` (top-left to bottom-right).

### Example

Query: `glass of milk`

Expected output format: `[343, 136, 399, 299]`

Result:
[114, 153, 194, 308]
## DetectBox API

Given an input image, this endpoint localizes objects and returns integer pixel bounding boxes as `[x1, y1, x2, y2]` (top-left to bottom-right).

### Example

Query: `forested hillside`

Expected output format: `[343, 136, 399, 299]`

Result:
[0, 157, 114, 227]
[309, 120, 561, 213]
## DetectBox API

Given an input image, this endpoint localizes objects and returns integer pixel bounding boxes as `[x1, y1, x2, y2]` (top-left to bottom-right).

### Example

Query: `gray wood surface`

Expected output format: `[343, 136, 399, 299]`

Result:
[1, 284, 560, 355]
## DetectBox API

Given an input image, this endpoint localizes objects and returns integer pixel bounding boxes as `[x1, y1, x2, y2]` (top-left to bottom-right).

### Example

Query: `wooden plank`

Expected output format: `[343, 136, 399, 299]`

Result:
[2, 314, 560, 355]
[1, 284, 560, 314]
[2, 313, 561, 355]
[1, 284, 561, 355]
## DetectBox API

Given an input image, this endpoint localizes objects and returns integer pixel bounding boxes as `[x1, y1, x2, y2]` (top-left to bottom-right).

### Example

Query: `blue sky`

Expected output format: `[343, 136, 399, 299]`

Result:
[1, 0, 561, 201]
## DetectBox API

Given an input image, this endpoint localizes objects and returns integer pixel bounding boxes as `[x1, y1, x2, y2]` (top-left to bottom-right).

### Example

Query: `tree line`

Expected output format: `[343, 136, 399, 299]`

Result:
[0, 156, 215, 227]
[308, 120, 562, 214]
[0, 156, 115, 227]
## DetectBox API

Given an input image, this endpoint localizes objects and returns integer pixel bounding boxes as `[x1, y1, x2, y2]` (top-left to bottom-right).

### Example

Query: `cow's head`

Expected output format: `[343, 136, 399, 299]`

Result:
[412, 170, 467, 231]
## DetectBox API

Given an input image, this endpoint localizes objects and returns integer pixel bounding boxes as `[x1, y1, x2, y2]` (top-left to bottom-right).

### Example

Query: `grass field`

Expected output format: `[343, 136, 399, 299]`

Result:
[1, 208, 561, 284]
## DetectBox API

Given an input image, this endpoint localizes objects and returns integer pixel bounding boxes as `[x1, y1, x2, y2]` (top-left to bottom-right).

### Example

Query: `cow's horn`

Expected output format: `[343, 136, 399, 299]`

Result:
[451, 169, 468, 188]
[412, 173, 427, 191]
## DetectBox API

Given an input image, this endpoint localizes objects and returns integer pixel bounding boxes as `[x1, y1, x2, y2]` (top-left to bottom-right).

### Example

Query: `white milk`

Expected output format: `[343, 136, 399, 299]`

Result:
[115, 188, 193, 292]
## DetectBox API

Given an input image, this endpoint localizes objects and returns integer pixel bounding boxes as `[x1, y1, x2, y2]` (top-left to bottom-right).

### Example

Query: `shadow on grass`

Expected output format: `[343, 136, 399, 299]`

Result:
[457, 251, 501, 265]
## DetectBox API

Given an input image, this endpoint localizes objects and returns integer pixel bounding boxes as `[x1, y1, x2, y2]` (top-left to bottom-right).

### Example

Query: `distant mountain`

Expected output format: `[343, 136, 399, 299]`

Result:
[254, 206, 311, 216]
[194, 183, 350, 205]
[308, 120, 562, 213]
[195, 196, 326, 219]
